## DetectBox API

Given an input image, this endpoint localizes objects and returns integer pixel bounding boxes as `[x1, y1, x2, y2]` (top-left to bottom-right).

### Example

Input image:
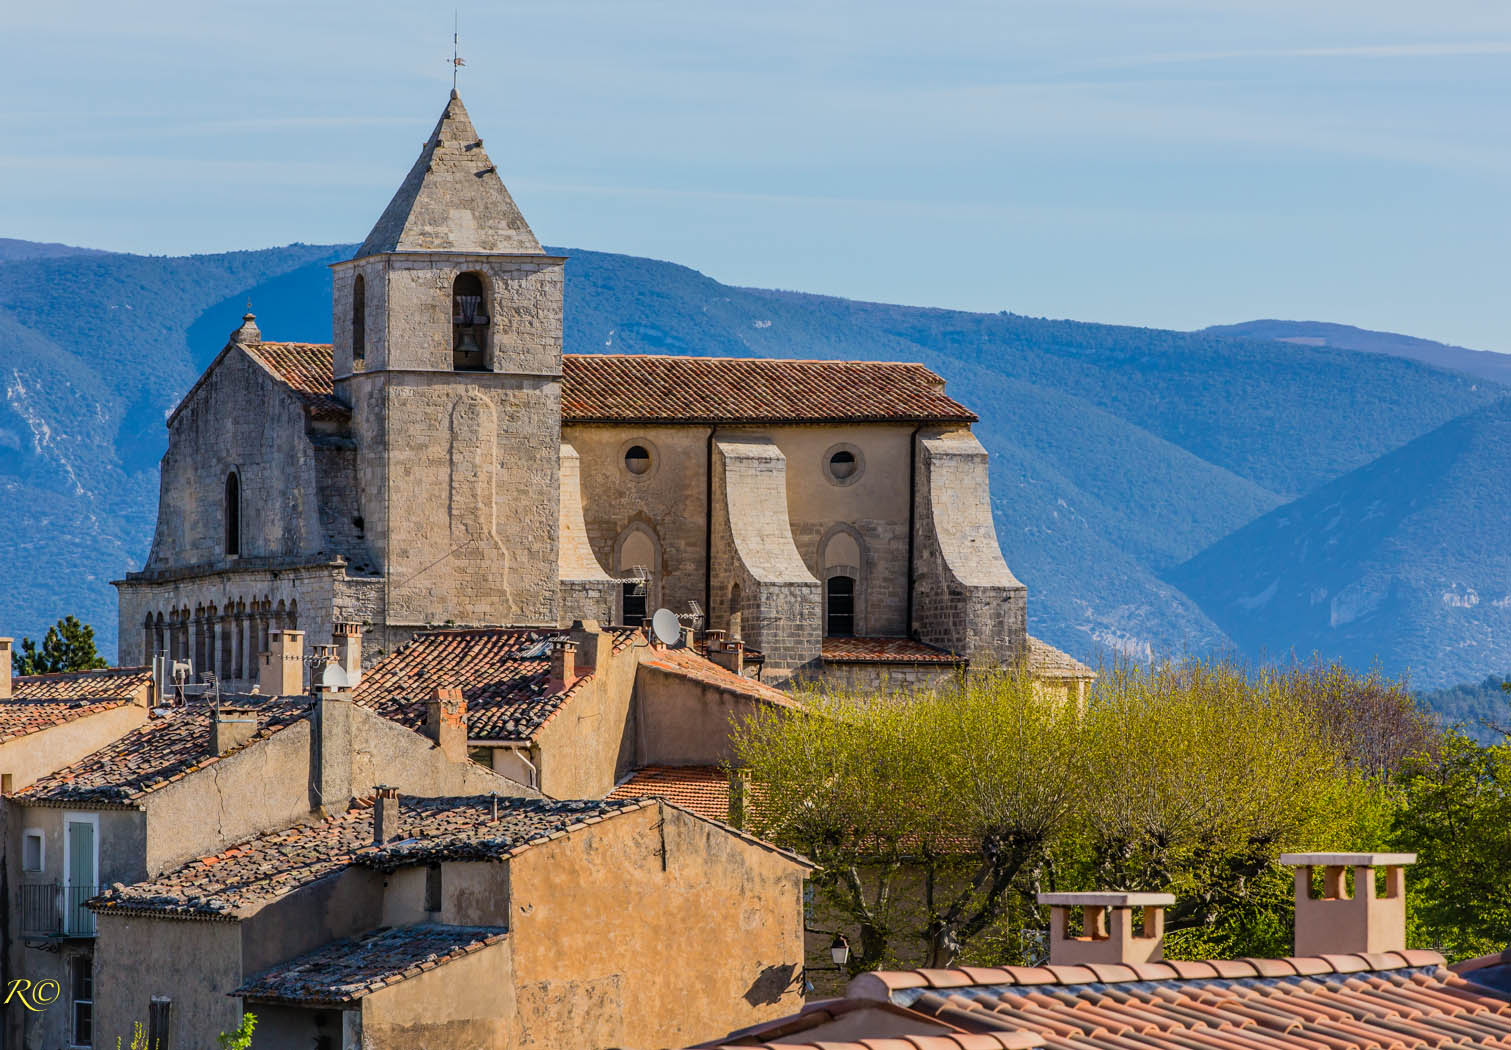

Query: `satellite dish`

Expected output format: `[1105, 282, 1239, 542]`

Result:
[321, 663, 351, 690]
[651, 608, 682, 647]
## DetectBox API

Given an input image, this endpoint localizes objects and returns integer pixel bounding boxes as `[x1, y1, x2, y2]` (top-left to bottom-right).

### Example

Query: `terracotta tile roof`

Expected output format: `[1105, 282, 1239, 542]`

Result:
[353, 628, 579, 743]
[702, 953, 1511, 1050]
[236, 923, 507, 1005]
[0, 678, 144, 746]
[639, 644, 799, 707]
[1022, 636, 1094, 680]
[608, 766, 735, 822]
[561, 354, 978, 425]
[93, 795, 652, 920]
[235, 343, 976, 426]
[240, 342, 349, 421]
[821, 637, 963, 665]
[16, 697, 309, 805]
[12, 666, 151, 702]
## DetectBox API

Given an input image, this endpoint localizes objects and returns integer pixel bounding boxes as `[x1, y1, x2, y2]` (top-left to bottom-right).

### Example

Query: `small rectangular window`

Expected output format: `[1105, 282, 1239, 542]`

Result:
[22, 830, 44, 872]
[424, 863, 443, 913]
[70, 956, 93, 1047]
[621, 582, 647, 626]
[147, 997, 171, 1050]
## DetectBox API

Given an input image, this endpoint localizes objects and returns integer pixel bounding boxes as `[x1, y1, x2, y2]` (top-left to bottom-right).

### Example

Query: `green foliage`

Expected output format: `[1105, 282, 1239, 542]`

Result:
[14, 615, 109, 675]
[1391, 732, 1511, 959]
[737, 659, 1403, 972]
[216, 1012, 257, 1050]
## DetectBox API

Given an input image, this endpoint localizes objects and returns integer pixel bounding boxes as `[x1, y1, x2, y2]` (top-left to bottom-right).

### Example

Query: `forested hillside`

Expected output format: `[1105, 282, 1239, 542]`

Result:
[1, 240, 1503, 689]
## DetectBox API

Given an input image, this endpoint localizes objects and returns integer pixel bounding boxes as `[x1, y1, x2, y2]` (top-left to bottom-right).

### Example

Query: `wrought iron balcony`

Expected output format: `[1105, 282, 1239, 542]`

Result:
[19, 882, 99, 938]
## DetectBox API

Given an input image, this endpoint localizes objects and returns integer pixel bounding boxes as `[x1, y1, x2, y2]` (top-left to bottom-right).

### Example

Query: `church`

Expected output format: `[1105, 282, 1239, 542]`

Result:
[114, 92, 1086, 692]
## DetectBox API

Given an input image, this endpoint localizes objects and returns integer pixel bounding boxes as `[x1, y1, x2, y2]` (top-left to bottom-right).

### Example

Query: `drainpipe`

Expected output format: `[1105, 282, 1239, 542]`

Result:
[704, 426, 715, 633]
[905, 424, 921, 639]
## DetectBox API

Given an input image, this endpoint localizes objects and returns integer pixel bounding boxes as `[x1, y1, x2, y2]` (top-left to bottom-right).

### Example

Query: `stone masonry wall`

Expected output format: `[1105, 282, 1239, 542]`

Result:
[912, 428, 1027, 665]
[711, 438, 821, 676]
[557, 442, 616, 625]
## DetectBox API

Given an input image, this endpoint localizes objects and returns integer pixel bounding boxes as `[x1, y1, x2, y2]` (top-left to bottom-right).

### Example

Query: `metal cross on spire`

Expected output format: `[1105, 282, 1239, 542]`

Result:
[451, 11, 466, 91]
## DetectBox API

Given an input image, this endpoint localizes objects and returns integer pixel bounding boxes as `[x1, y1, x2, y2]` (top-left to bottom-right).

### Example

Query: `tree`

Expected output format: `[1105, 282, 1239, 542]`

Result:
[216, 1013, 257, 1050]
[14, 616, 109, 676]
[733, 670, 1083, 972]
[1391, 731, 1511, 959]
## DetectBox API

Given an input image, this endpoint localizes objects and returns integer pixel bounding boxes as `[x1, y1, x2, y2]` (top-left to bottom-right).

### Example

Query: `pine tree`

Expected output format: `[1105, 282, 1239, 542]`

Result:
[14, 616, 109, 675]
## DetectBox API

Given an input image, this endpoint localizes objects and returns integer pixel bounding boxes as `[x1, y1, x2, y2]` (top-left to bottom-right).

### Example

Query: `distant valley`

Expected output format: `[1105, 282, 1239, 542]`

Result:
[1, 239, 1506, 696]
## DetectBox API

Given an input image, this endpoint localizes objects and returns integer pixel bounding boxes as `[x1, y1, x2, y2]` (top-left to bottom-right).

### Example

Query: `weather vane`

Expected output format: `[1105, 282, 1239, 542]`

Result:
[451, 12, 466, 91]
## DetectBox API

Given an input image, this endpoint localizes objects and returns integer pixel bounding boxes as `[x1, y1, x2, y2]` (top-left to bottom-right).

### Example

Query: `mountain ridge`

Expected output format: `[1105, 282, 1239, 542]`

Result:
[0, 239, 1502, 688]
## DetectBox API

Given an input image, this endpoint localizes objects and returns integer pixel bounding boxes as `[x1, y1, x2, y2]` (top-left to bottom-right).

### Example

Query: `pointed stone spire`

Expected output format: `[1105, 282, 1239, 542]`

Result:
[231, 311, 261, 345]
[356, 92, 542, 258]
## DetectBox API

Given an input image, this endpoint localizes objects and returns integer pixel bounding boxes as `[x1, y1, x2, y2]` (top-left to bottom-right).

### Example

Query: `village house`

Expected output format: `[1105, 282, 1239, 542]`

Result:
[0, 639, 154, 794]
[87, 792, 811, 1050]
[2, 654, 525, 1050]
[111, 90, 1092, 692]
[352, 618, 800, 798]
[686, 853, 1511, 1050]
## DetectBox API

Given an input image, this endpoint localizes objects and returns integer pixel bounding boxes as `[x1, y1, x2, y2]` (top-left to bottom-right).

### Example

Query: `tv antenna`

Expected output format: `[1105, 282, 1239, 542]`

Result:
[450, 11, 466, 91]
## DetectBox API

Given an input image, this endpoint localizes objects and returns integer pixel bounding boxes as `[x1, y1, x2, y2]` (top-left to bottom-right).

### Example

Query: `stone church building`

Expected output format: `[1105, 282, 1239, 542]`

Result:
[115, 92, 1082, 689]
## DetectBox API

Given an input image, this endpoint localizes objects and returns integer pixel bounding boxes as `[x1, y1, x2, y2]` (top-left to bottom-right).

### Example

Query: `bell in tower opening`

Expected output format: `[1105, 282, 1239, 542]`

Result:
[452, 271, 489, 370]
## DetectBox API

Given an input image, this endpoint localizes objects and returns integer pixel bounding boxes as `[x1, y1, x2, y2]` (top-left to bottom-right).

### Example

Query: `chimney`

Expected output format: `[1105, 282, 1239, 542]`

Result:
[549, 638, 578, 692]
[570, 619, 609, 673]
[425, 686, 468, 764]
[1039, 892, 1175, 966]
[1281, 852, 1416, 956]
[708, 638, 745, 676]
[259, 629, 305, 696]
[0, 638, 11, 700]
[373, 785, 402, 844]
[334, 622, 363, 685]
[210, 708, 258, 755]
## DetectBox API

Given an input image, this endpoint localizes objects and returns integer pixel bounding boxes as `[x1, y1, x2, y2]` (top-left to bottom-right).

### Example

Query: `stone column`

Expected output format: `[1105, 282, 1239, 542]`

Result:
[231, 611, 243, 681]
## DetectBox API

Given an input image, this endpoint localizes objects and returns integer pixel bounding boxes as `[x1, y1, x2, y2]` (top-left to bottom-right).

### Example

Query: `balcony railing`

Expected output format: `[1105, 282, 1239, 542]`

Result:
[20, 883, 99, 937]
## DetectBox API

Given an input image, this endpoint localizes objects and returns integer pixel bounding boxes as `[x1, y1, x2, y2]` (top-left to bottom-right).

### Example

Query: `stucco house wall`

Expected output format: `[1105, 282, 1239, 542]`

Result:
[92, 914, 244, 1050]
[504, 803, 808, 1048]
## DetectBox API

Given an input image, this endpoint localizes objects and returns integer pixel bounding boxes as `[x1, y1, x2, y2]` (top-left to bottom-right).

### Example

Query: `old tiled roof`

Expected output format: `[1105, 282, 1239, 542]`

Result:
[821, 637, 963, 665]
[640, 645, 799, 707]
[561, 355, 978, 425]
[353, 628, 579, 743]
[0, 697, 133, 746]
[12, 665, 151, 702]
[240, 342, 349, 421]
[16, 698, 309, 805]
[92, 795, 650, 919]
[609, 766, 734, 823]
[1022, 636, 1094, 680]
[236, 923, 507, 1004]
[233, 341, 976, 427]
[727, 953, 1511, 1050]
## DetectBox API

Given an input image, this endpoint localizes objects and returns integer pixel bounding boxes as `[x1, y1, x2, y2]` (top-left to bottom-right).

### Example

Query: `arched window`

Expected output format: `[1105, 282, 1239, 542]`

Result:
[615, 524, 660, 626]
[352, 273, 366, 362]
[821, 527, 863, 637]
[826, 576, 855, 637]
[224, 472, 241, 557]
[452, 272, 489, 371]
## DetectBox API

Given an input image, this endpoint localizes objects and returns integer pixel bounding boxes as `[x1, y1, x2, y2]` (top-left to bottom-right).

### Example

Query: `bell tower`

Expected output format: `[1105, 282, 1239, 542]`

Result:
[332, 91, 563, 637]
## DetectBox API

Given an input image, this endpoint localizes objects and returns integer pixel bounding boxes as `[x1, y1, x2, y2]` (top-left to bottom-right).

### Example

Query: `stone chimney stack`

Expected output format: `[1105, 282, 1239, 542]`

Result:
[424, 687, 468, 764]
[1039, 892, 1175, 966]
[334, 622, 362, 684]
[1281, 852, 1416, 956]
[0, 638, 11, 700]
[259, 630, 305, 696]
[708, 637, 745, 676]
[548, 638, 578, 692]
[373, 785, 402, 844]
[210, 708, 258, 756]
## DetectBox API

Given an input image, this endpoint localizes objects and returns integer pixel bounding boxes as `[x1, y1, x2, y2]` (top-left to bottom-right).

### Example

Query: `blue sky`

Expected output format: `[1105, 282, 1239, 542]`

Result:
[2, 1, 1508, 350]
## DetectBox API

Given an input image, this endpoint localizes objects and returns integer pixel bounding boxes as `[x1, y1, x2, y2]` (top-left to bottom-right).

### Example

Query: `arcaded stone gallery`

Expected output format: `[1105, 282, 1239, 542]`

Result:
[115, 92, 1084, 691]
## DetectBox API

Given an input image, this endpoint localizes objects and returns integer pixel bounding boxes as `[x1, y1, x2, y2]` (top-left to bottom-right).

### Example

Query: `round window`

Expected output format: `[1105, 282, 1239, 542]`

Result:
[624, 445, 652, 475]
[822, 443, 865, 485]
[828, 450, 857, 480]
